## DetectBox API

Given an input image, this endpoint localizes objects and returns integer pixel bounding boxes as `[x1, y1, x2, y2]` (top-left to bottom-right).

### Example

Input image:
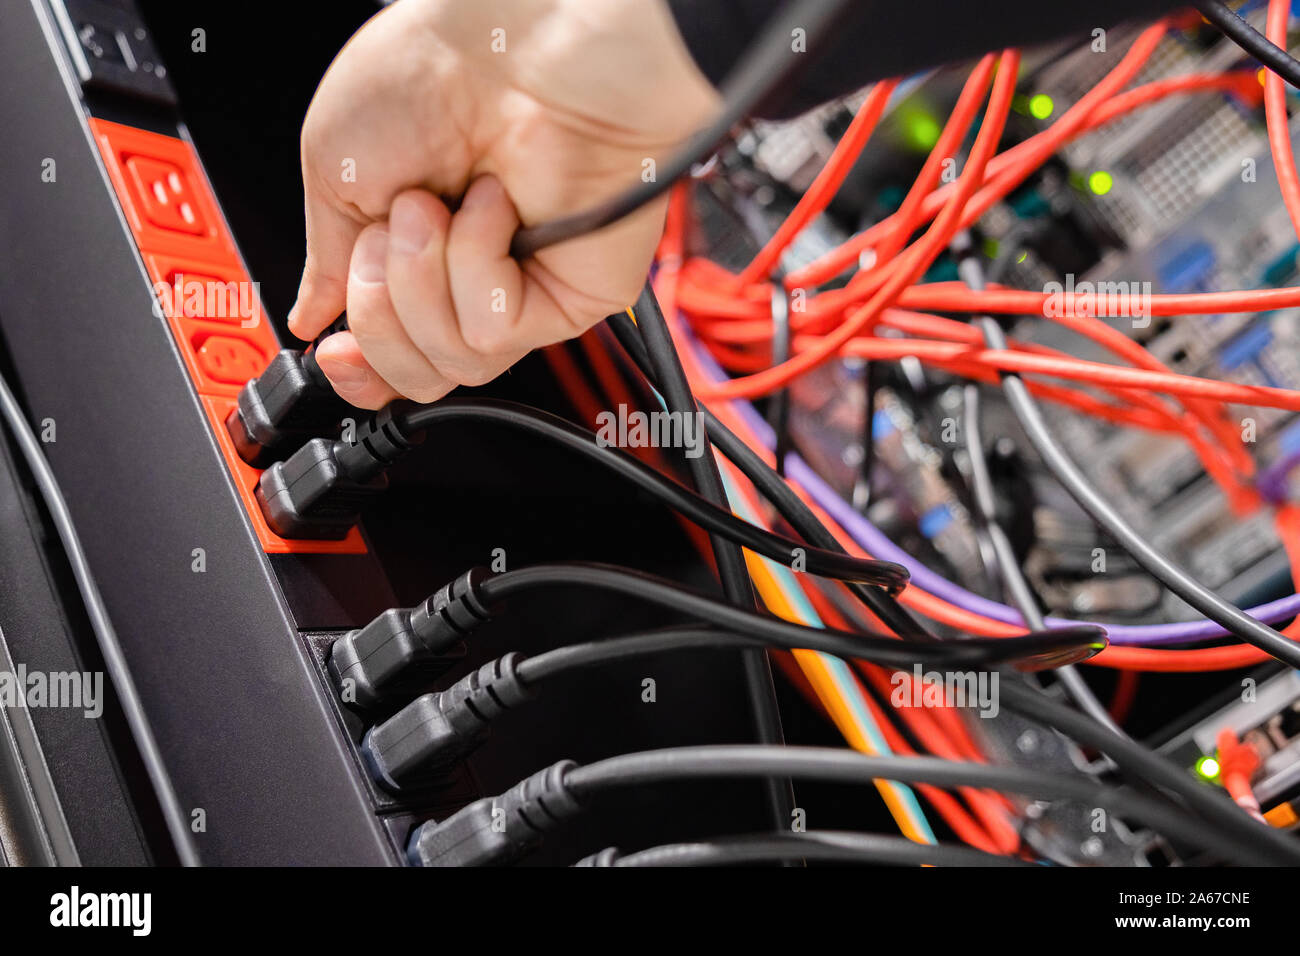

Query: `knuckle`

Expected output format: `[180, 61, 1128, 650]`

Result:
[441, 362, 500, 388]
[399, 382, 451, 404]
[338, 388, 387, 412]
[459, 318, 512, 357]
[344, 292, 384, 339]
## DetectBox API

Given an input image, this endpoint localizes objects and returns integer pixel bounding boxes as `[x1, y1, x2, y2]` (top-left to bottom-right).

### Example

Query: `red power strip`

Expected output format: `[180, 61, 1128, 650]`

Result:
[90, 118, 365, 554]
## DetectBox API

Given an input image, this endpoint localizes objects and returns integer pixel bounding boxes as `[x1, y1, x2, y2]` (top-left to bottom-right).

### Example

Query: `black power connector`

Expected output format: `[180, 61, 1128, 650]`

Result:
[225, 348, 350, 468]
[361, 653, 530, 789]
[255, 402, 421, 539]
[328, 568, 496, 709]
[405, 760, 581, 867]
[226, 315, 356, 467]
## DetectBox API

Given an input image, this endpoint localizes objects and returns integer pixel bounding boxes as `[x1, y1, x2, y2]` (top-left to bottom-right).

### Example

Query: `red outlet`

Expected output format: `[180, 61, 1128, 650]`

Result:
[139, 252, 278, 398]
[125, 155, 207, 235]
[89, 118, 234, 260]
[196, 334, 267, 385]
[143, 252, 260, 320]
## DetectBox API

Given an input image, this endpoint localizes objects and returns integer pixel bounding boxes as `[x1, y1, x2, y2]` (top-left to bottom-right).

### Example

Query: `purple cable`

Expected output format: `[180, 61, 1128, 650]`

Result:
[1257, 448, 1300, 504]
[685, 332, 1300, 646]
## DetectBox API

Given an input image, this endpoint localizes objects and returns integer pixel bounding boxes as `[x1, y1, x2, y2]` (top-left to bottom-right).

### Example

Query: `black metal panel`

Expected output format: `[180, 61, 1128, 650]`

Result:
[0, 428, 149, 865]
[0, 0, 392, 865]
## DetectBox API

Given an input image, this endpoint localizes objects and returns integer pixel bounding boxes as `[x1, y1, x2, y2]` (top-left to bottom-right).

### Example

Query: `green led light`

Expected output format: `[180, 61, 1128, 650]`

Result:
[901, 110, 942, 151]
[1016, 251, 1028, 264]
[1088, 170, 1114, 196]
[1028, 94, 1055, 120]
[1196, 756, 1221, 779]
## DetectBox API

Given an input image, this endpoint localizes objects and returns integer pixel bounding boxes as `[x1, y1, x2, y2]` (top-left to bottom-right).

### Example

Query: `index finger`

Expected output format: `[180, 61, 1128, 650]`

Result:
[287, 170, 367, 341]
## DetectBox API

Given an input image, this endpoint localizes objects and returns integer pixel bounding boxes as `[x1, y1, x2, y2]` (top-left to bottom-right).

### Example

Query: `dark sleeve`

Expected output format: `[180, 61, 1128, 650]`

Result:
[665, 0, 1185, 118]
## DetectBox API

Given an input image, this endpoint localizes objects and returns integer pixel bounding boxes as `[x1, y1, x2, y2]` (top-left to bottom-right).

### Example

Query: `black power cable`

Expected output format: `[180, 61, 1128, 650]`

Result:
[590, 831, 1030, 867]
[605, 309, 940, 642]
[380, 398, 910, 589]
[336, 562, 1103, 715]
[407, 745, 1274, 866]
[516, 628, 760, 685]
[478, 563, 1103, 670]
[1196, 0, 1300, 89]
[508, 0, 853, 259]
[360, 622, 1101, 789]
[629, 283, 795, 833]
[559, 746, 1281, 867]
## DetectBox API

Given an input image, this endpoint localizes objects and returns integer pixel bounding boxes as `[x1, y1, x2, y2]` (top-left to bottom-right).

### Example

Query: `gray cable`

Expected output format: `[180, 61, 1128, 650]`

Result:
[955, 238, 1126, 735]
[951, 233, 1300, 669]
[0, 366, 200, 866]
[563, 744, 1284, 865]
[962, 384, 1125, 737]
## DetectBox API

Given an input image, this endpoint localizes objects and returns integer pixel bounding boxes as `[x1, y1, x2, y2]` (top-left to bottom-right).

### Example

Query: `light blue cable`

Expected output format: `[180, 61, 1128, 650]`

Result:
[719, 467, 938, 843]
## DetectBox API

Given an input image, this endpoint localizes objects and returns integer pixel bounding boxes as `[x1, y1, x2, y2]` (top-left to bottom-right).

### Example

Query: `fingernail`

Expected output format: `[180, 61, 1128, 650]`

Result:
[390, 198, 434, 254]
[352, 228, 388, 284]
[321, 359, 370, 391]
[287, 276, 307, 336]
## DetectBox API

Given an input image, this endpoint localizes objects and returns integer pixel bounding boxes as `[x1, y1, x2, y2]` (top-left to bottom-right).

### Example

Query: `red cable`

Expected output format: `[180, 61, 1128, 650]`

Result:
[1266, 0, 1300, 241]
[701, 50, 1023, 401]
[784, 23, 1171, 290]
[1107, 670, 1140, 725]
[737, 80, 900, 286]
[852, 56, 999, 272]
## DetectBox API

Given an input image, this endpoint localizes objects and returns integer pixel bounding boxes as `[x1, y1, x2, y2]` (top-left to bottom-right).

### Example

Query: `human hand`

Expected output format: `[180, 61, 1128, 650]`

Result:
[288, 0, 720, 408]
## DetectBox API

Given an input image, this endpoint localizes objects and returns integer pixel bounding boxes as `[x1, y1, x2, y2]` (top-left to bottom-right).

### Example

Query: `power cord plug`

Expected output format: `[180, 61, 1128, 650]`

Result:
[225, 348, 349, 467]
[405, 760, 580, 866]
[226, 315, 355, 467]
[1216, 728, 1266, 823]
[255, 402, 420, 538]
[328, 568, 496, 708]
[360, 653, 530, 789]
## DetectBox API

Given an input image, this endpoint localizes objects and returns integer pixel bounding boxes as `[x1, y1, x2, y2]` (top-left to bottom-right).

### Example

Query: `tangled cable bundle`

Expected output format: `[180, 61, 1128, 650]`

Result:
[538, 5, 1300, 857]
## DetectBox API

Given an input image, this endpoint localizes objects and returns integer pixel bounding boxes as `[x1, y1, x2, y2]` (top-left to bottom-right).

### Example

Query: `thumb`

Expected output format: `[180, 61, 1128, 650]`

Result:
[313, 331, 401, 410]
[288, 178, 366, 341]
